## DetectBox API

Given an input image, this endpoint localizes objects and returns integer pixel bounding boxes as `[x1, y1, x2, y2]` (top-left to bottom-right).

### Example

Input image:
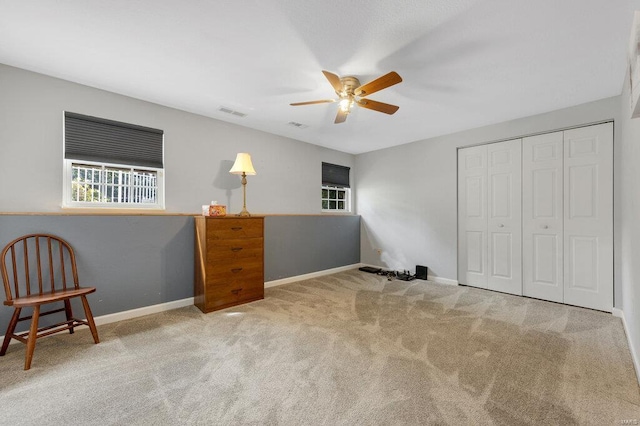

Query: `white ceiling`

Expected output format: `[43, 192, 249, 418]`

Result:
[0, 0, 639, 154]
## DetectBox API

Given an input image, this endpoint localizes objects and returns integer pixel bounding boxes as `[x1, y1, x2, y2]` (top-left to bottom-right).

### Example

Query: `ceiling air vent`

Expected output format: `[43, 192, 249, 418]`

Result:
[288, 121, 308, 129]
[218, 106, 247, 118]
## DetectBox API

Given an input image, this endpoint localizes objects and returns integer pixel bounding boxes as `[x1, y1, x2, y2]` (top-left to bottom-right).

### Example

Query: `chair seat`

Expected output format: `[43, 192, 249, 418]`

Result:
[5, 287, 96, 308]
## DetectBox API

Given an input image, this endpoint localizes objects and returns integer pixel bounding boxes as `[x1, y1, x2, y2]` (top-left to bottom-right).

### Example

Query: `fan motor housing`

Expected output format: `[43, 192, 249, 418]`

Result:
[339, 76, 360, 96]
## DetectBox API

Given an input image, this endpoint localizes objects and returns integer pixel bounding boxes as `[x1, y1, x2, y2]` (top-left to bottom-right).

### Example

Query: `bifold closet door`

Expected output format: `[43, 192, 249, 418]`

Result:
[563, 122, 613, 311]
[458, 140, 521, 294]
[523, 132, 564, 302]
[458, 145, 488, 288]
[487, 140, 522, 295]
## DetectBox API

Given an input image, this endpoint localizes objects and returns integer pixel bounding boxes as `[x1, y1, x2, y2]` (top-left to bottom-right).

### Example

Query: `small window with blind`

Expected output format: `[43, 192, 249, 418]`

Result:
[322, 162, 351, 212]
[63, 112, 164, 209]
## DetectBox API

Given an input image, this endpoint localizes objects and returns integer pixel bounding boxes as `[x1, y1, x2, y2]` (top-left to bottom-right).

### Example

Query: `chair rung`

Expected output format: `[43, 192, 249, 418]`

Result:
[9, 335, 27, 344]
[17, 307, 66, 322]
[13, 319, 90, 340]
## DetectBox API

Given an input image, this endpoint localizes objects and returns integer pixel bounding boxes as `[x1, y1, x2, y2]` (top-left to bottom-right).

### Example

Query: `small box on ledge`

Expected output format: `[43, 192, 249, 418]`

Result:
[202, 201, 226, 217]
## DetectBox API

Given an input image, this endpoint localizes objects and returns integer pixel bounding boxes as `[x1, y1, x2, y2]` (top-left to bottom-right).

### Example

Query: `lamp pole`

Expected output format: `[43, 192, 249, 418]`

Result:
[238, 172, 250, 216]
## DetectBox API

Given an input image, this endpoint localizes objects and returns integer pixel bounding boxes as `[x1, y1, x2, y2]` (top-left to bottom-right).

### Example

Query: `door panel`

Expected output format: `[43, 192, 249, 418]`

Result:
[466, 231, 485, 274]
[564, 123, 613, 311]
[458, 145, 488, 288]
[466, 176, 484, 217]
[487, 140, 522, 295]
[532, 168, 557, 218]
[491, 232, 512, 277]
[523, 132, 563, 302]
[532, 234, 558, 284]
[568, 165, 597, 218]
[567, 236, 598, 290]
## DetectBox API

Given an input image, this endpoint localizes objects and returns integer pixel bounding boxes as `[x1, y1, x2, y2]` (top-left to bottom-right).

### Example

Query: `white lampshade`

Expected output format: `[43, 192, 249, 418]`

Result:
[229, 153, 256, 175]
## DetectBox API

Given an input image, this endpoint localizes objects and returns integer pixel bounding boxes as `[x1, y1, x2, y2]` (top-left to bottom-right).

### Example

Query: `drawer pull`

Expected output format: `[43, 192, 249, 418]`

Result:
[231, 267, 243, 273]
[231, 227, 243, 231]
[231, 247, 243, 252]
[231, 288, 242, 295]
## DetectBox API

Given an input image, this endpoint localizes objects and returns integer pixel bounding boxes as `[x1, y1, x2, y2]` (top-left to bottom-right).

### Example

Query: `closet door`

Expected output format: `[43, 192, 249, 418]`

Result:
[563, 122, 613, 311]
[487, 140, 522, 295]
[458, 145, 488, 288]
[522, 132, 564, 302]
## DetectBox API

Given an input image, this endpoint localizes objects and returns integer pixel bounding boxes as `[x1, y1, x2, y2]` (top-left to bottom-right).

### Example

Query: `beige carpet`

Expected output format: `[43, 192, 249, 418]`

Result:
[0, 270, 639, 425]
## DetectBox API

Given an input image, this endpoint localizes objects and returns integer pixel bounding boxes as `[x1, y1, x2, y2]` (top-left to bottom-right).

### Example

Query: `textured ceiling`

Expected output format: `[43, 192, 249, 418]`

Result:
[0, 0, 639, 154]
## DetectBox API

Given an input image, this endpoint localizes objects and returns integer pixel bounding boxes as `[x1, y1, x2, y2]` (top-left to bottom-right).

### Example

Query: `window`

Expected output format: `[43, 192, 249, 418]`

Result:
[322, 162, 351, 212]
[63, 112, 164, 209]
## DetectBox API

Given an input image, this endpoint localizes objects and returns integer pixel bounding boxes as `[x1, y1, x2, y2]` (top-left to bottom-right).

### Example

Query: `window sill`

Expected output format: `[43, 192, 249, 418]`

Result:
[321, 211, 354, 215]
[0, 209, 189, 216]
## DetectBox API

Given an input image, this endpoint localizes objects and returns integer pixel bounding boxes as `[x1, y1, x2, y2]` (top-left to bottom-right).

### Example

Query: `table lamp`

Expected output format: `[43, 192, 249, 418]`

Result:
[229, 153, 257, 216]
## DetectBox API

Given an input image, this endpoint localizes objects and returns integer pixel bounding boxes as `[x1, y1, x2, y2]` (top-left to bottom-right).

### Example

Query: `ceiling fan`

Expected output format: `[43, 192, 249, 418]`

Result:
[290, 70, 403, 124]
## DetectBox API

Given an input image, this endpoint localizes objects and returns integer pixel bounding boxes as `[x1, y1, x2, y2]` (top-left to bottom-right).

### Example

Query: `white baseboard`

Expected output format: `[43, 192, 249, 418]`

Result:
[427, 275, 459, 286]
[1, 297, 194, 345]
[92, 297, 194, 326]
[328, 263, 458, 286]
[264, 264, 363, 288]
[613, 307, 640, 385]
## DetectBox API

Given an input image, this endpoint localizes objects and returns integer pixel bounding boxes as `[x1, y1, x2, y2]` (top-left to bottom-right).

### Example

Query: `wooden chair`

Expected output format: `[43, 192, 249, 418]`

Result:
[0, 234, 99, 370]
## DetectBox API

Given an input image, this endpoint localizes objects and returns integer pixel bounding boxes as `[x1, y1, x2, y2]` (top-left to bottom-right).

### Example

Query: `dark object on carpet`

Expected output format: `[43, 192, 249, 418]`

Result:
[359, 266, 382, 274]
[396, 270, 415, 281]
[416, 265, 428, 280]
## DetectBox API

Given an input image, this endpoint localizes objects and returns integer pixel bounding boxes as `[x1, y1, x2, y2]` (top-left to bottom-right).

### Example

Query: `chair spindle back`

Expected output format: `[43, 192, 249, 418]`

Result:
[1, 234, 79, 304]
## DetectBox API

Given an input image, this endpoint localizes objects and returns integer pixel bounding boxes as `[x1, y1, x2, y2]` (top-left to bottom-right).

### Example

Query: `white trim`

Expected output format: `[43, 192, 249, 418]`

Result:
[321, 185, 351, 213]
[63, 159, 165, 209]
[264, 264, 363, 288]
[613, 307, 640, 385]
[1, 297, 194, 345]
[427, 275, 459, 286]
[92, 297, 194, 326]
[292, 263, 460, 287]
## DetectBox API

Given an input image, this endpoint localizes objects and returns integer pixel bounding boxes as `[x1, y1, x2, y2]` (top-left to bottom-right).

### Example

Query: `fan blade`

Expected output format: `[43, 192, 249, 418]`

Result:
[334, 109, 348, 124]
[290, 99, 336, 106]
[355, 71, 402, 97]
[322, 70, 343, 94]
[356, 98, 399, 115]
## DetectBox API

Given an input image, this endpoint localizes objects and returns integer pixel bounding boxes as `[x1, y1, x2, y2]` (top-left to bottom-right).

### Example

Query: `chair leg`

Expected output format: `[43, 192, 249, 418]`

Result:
[24, 306, 40, 370]
[64, 299, 74, 334]
[1, 308, 21, 356]
[80, 295, 99, 344]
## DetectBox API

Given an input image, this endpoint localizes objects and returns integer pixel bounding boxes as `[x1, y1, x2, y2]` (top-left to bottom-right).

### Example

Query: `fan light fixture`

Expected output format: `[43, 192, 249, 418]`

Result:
[229, 153, 256, 217]
[339, 98, 354, 113]
[290, 70, 402, 124]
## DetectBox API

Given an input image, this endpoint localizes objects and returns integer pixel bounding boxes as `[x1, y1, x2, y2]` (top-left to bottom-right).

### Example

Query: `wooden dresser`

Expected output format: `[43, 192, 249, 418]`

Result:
[194, 216, 264, 313]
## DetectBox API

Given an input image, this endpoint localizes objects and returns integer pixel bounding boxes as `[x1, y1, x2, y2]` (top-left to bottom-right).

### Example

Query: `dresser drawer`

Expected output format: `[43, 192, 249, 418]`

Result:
[204, 281, 264, 311]
[206, 257, 263, 281]
[207, 238, 263, 261]
[206, 274, 264, 292]
[206, 218, 263, 240]
[206, 280, 264, 309]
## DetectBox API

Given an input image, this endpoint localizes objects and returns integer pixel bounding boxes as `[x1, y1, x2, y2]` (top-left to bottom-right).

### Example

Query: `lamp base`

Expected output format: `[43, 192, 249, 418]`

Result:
[236, 172, 251, 216]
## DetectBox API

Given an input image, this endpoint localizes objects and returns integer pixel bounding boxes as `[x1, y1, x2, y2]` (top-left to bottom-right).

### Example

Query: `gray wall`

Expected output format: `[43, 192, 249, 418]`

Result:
[0, 214, 360, 332]
[356, 97, 621, 300]
[0, 64, 355, 214]
[265, 215, 360, 280]
[617, 71, 640, 370]
[0, 215, 193, 331]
